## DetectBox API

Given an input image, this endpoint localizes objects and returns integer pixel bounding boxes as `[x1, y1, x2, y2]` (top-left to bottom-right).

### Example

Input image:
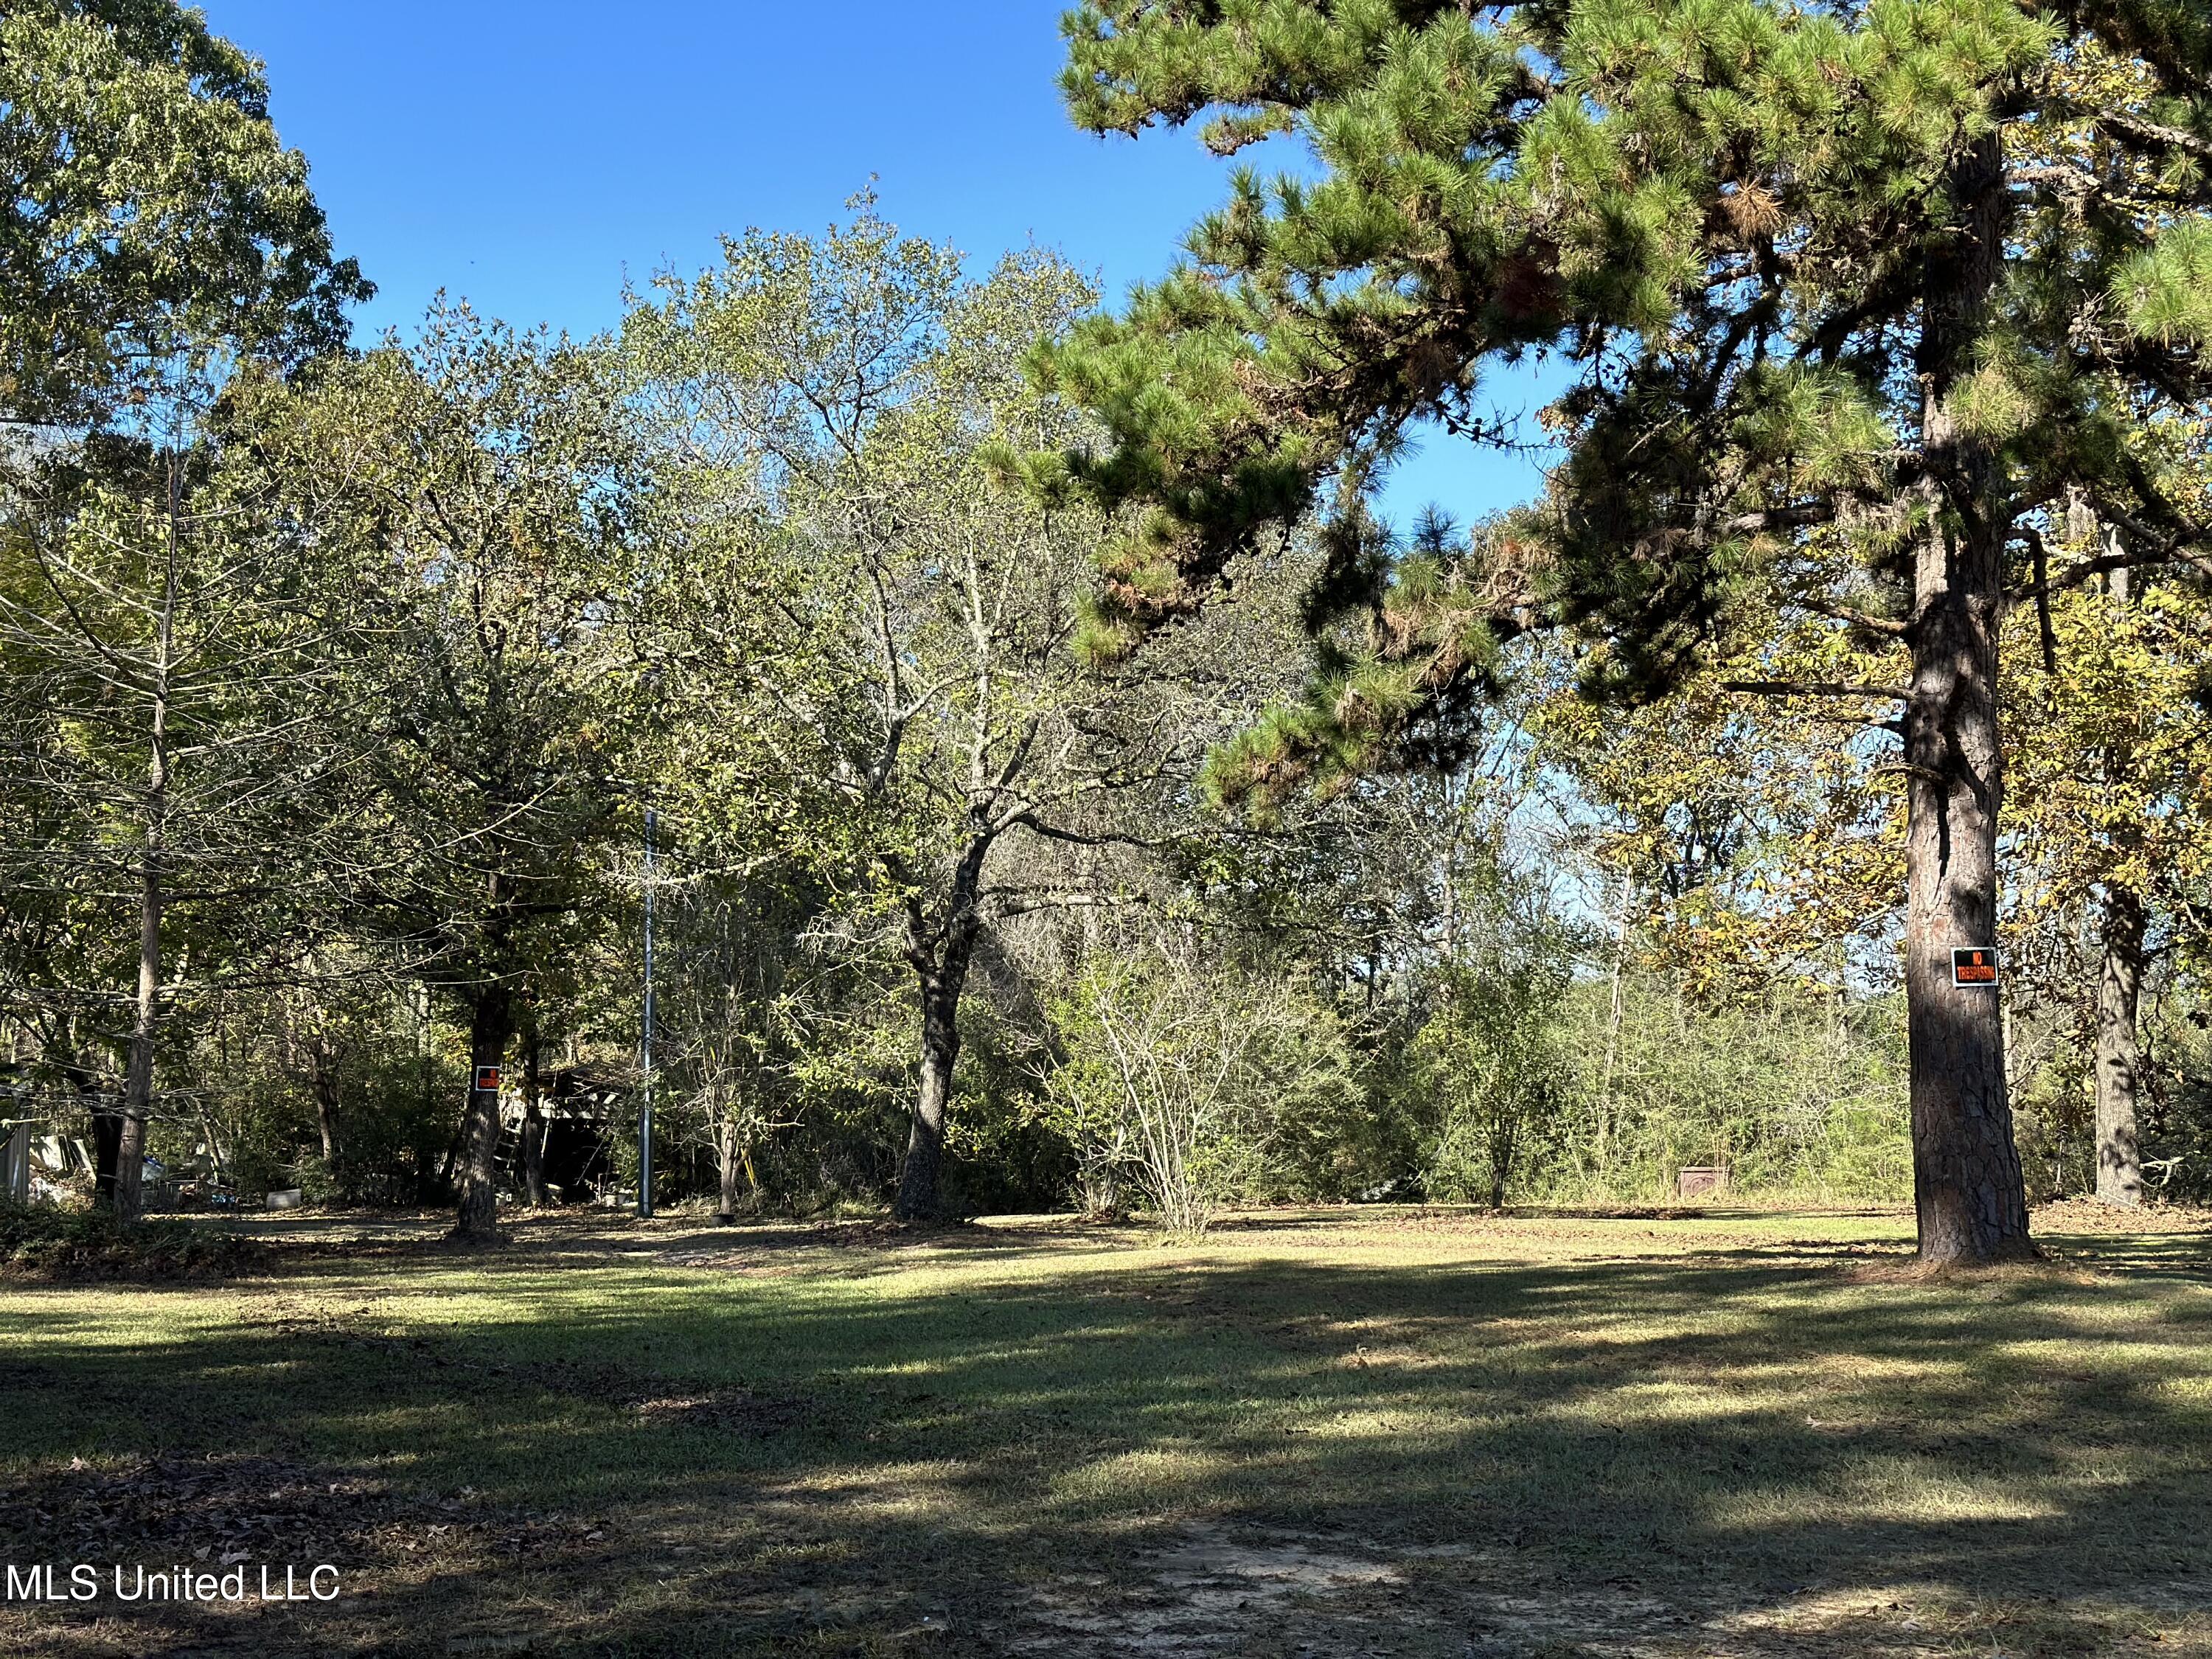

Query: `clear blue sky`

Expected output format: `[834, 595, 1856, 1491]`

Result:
[198, 0, 1549, 526]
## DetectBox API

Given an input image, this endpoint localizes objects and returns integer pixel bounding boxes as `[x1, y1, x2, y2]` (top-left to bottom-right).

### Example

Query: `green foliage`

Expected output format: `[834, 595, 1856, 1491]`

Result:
[1410, 957, 1568, 1208]
[1042, 940, 1361, 1231]
[13, 0, 2211, 1237]
[938, 994, 1078, 1215]
[2006, 566, 2212, 942]
[1041, 0, 2212, 797]
[2112, 220, 2212, 347]
[2146, 1012, 2212, 1205]
[618, 200, 1110, 900]
[236, 305, 643, 1007]
[1544, 975, 1913, 1204]
[0, 0, 369, 424]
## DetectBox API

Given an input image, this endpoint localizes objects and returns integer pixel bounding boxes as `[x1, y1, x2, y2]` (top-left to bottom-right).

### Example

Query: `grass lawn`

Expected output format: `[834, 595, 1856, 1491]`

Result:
[3, 1203, 2210, 1658]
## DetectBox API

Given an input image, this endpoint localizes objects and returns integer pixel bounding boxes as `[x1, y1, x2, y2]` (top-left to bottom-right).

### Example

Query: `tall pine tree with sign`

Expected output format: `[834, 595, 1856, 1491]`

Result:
[1034, 0, 2212, 1262]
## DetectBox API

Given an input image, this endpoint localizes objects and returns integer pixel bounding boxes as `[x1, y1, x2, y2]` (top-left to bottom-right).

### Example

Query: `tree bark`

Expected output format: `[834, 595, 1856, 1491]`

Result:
[452, 984, 512, 1240]
[892, 834, 992, 1221]
[2094, 884, 2146, 1206]
[110, 455, 182, 1225]
[716, 1116, 741, 1222]
[111, 853, 161, 1222]
[308, 1037, 343, 1168]
[894, 942, 975, 1220]
[521, 1032, 549, 1207]
[1902, 128, 2033, 1265]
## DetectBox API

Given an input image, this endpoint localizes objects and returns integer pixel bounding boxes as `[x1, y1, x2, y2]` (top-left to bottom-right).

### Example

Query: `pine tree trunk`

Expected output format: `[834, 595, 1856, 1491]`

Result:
[1902, 129, 2032, 1265]
[452, 984, 512, 1240]
[1902, 580, 2029, 1261]
[108, 449, 190, 1225]
[2094, 885, 2146, 1206]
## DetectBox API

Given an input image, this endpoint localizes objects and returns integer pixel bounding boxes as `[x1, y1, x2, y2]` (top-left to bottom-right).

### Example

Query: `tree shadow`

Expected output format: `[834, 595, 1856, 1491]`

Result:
[4, 1220, 2209, 1655]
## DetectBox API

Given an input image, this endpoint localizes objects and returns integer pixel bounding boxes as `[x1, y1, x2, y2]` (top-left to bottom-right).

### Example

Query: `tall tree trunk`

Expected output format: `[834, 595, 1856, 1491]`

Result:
[2081, 513, 2148, 1208]
[2094, 885, 2146, 1206]
[308, 1038, 343, 1168]
[113, 855, 161, 1222]
[1902, 128, 2031, 1265]
[521, 1032, 549, 1207]
[892, 835, 991, 1222]
[894, 943, 975, 1221]
[717, 1116, 741, 1222]
[452, 984, 512, 1240]
[111, 452, 182, 1225]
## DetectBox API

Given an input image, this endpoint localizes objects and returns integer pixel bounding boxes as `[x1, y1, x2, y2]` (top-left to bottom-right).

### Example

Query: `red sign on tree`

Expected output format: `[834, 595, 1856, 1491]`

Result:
[474, 1065, 502, 1093]
[1951, 948, 1998, 987]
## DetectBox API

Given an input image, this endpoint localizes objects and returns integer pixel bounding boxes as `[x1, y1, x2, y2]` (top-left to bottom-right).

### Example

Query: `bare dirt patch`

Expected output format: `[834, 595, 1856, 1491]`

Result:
[1015, 1527, 2208, 1659]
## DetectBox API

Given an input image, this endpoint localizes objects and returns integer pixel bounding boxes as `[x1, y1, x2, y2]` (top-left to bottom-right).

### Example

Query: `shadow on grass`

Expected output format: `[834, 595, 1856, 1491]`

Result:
[4, 1220, 2210, 1656]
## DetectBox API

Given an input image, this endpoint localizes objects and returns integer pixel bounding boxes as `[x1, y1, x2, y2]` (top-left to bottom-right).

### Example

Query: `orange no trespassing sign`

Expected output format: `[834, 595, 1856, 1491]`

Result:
[1952, 947, 1998, 987]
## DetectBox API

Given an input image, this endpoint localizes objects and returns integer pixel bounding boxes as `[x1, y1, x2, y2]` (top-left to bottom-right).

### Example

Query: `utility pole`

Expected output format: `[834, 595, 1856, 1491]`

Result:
[639, 806, 656, 1219]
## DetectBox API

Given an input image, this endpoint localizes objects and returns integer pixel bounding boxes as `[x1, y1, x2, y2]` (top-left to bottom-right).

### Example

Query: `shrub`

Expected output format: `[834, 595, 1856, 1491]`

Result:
[1044, 942, 1356, 1234]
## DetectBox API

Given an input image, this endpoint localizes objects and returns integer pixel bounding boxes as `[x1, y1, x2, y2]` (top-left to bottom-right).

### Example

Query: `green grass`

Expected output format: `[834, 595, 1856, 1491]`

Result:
[3, 1205, 2210, 1657]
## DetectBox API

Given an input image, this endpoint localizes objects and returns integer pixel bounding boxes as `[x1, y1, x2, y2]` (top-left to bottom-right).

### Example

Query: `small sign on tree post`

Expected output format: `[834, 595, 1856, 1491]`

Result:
[474, 1064, 502, 1093]
[1951, 948, 1998, 987]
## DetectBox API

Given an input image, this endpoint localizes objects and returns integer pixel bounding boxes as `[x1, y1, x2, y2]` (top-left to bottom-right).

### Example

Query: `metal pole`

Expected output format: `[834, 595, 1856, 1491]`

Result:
[639, 807, 656, 1218]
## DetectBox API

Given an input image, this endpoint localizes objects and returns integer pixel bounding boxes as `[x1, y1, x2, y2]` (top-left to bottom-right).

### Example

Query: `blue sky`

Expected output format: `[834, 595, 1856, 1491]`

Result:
[198, 0, 1551, 526]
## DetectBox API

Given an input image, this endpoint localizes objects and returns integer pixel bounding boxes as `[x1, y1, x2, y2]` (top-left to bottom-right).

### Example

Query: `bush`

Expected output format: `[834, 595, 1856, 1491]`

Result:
[1527, 977, 1913, 1205]
[1410, 959, 1569, 1209]
[1043, 942, 1358, 1234]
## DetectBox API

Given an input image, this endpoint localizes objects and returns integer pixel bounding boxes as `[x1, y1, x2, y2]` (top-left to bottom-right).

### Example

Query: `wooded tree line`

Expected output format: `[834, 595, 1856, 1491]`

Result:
[2, 0, 2210, 1258]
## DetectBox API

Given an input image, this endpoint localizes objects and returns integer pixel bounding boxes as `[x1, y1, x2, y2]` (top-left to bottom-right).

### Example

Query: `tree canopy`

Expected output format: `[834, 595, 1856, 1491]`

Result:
[0, 0, 369, 427]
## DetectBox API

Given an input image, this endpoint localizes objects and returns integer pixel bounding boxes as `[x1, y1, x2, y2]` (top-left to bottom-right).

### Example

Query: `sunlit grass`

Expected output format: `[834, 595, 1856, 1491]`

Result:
[3, 1206, 2209, 1656]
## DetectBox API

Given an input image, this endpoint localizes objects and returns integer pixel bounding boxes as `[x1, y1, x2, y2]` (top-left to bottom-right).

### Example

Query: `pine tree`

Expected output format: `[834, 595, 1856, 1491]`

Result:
[1037, 0, 2212, 1262]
